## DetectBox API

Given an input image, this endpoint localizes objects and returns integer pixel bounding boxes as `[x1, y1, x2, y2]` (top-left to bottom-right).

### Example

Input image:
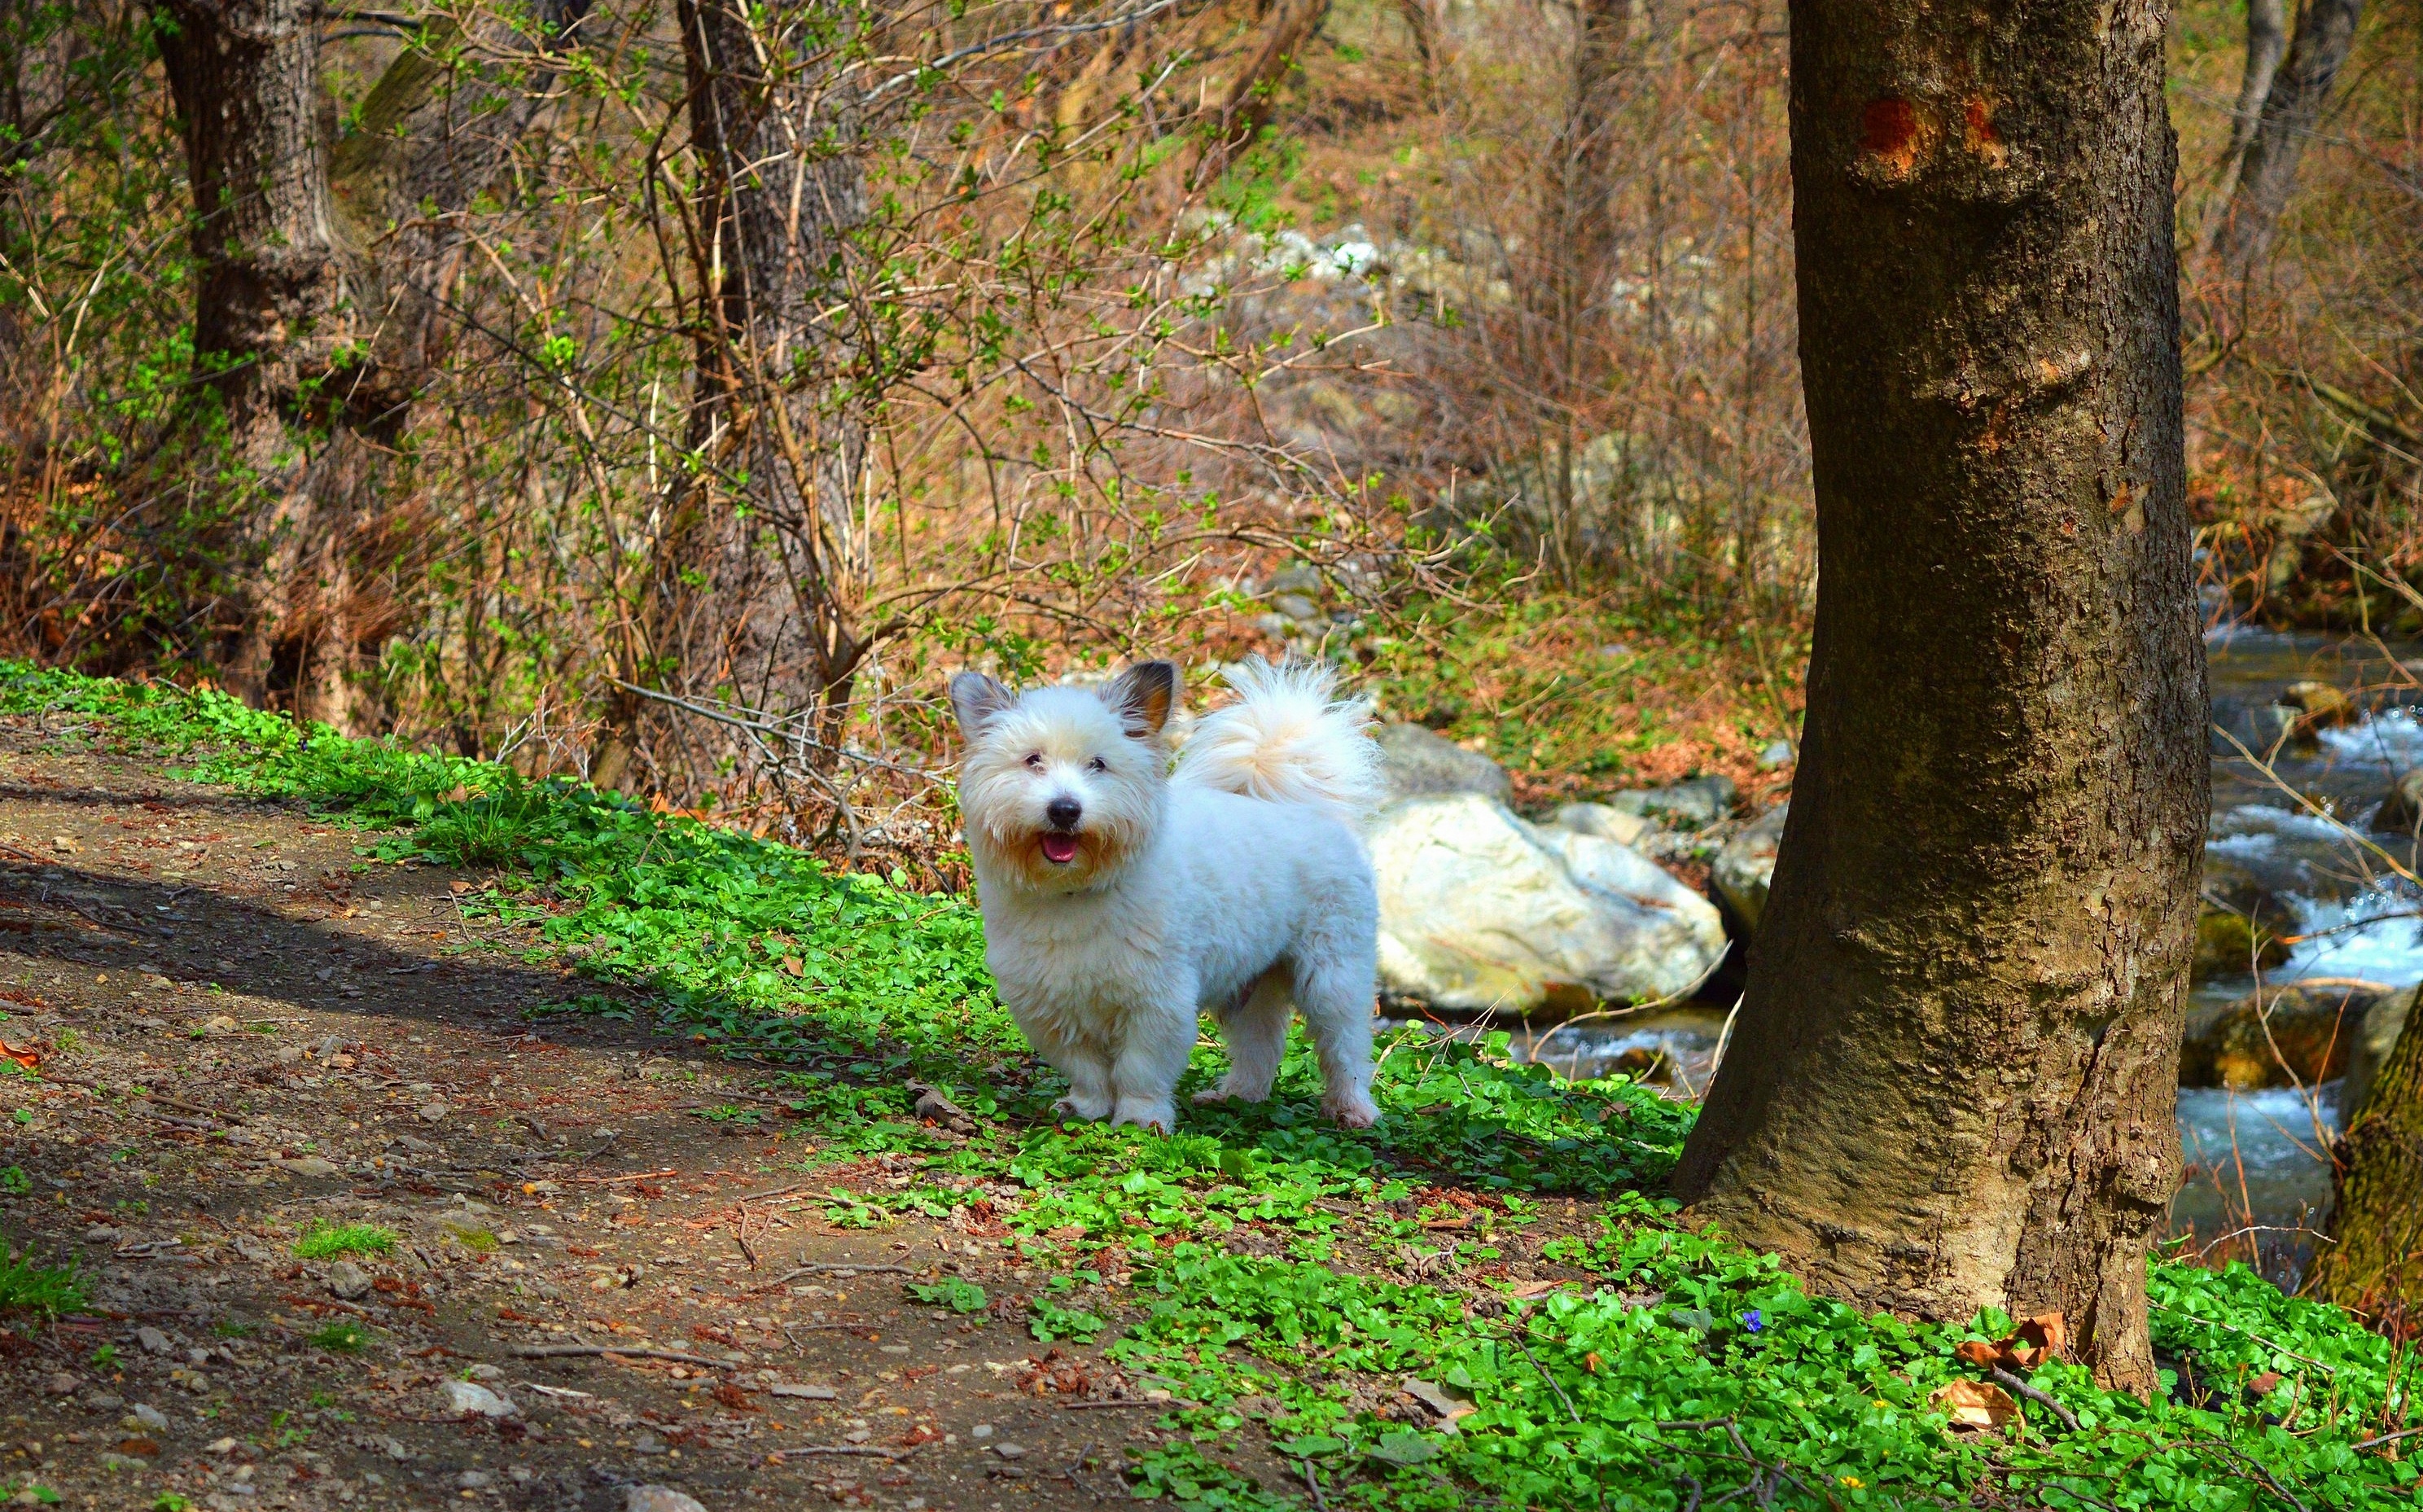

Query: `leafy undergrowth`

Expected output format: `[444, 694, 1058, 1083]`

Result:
[7, 660, 2419, 1508]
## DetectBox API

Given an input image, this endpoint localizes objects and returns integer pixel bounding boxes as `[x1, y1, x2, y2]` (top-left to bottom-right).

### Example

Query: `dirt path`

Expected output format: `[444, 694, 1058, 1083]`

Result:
[0, 717, 1156, 1511]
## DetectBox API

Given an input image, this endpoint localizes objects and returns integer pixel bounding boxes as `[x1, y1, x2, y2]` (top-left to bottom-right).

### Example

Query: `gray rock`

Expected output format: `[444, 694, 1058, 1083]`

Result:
[1368, 794, 1727, 1015]
[625, 1488, 708, 1512]
[457, 1470, 497, 1490]
[437, 1380, 518, 1419]
[1264, 563, 1324, 596]
[1546, 803, 1656, 849]
[1608, 775, 1737, 829]
[128, 1403, 169, 1431]
[1271, 593, 1320, 624]
[135, 1326, 173, 1355]
[2376, 769, 2423, 835]
[2180, 982, 2377, 1090]
[1756, 740, 1794, 770]
[1371, 724, 1512, 805]
[326, 1261, 371, 1301]
[1713, 804, 1788, 932]
[2344, 984, 2417, 1120]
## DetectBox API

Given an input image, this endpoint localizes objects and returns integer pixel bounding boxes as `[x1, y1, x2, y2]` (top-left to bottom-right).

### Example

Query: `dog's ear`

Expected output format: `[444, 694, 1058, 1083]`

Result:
[949, 671, 1016, 738]
[1103, 660, 1177, 738]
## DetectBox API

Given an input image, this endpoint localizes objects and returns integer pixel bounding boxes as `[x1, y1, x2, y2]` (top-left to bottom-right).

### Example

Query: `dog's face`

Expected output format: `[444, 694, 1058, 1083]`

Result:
[951, 662, 1176, 892]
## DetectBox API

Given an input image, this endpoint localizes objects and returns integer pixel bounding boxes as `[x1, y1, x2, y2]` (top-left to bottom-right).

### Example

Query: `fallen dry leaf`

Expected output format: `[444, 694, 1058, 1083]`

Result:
[1930, 1378, 2018, 1431]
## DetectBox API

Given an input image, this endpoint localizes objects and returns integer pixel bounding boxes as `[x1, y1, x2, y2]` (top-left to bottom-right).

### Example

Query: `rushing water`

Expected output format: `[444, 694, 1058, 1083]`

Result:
[1508, 627, 2423, 1252]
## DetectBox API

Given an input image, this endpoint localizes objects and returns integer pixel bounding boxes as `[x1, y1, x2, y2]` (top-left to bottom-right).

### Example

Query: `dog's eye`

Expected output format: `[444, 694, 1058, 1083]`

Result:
[1023, 752, 1045, 770]
[1087, 756, 1107, 773]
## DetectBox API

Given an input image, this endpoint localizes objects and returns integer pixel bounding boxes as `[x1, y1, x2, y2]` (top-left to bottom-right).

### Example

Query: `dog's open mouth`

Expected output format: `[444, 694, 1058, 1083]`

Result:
[1040, 832, 1080, 864]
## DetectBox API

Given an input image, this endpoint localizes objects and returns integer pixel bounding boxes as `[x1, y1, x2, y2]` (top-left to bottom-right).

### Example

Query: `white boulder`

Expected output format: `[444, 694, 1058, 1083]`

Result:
[1367, 794, 1728, 1014]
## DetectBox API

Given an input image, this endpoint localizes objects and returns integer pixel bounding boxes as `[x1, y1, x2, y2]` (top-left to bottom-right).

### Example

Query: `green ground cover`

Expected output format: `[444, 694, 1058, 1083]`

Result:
[4, 660, 2416, 1509]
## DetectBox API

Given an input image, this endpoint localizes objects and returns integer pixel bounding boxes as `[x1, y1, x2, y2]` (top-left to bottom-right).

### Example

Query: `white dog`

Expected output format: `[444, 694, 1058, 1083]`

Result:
[949, 658, 1385, 1133]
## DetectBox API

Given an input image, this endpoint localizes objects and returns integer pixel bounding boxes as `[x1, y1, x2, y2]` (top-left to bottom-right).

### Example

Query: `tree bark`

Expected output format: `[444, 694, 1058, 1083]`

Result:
[155, 0, 353, 704]
[2307, 1012, 2423, 1319]
[609, 0, 869, 793]
[1672, 0, 2206, 1398]
[2209, 0, 2362, 279]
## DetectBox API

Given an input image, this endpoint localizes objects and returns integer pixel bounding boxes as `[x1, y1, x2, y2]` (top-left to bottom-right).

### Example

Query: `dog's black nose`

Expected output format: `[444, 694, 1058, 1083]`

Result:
[1045, 796, 1082, 830]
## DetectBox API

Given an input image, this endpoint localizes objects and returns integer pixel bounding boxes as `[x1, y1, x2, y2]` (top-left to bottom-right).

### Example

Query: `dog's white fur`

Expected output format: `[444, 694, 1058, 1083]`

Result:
[950, 658, 1385, 1133]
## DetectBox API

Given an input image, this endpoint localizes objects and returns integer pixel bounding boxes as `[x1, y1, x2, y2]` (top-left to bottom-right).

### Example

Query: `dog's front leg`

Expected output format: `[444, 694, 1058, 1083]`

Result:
[1006, 997, 1115, 1121]
[1109, 989, 1198, 1134]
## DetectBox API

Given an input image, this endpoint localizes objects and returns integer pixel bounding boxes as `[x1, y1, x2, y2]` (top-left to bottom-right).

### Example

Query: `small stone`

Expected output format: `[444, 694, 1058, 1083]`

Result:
[199, 1014, 240, 1034]
[438, 1380, 517, 1418]
[417, 1101, 451, 1124]
[768, 1383, 836, 1400]
[631, 1431, 668, 1455]
[278, 1155, 341, 1178]
[326, 1261, 371, 1300]
[992, 1443, 1027, 1461]
[81, 1225, 120, 1245]
[456, 1470, 496, 1490]
[624, 1488, 708, 1512]
[971, 1423, 994, 1440]
[42, 1373, 77, 1395]
[135, 1326, 173, 1355]
[81, 1391, 124, 1412]
[1756, 739, 1794, 769]
[127, 1403, 169, 1431]
[205, 1436, 240, 1454]
[463, 1362, 504, 1381]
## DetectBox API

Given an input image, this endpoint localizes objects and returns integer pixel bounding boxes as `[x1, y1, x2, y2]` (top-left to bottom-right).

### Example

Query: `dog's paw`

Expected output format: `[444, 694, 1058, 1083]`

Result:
[1323, 1093, 1381, 1130]
[1111, 1099, 1176, 1135]
[1054, 1094, 1112, 1122]
[1190, 1085, 1234, 1106]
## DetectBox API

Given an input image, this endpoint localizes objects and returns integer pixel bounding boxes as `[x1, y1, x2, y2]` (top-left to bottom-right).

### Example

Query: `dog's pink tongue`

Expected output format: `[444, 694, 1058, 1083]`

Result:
[1041, 833, 1079, 863]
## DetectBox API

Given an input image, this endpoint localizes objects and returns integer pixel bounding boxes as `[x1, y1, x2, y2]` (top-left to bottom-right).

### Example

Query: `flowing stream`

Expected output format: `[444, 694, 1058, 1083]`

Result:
[1512, 628, 2423, 1252]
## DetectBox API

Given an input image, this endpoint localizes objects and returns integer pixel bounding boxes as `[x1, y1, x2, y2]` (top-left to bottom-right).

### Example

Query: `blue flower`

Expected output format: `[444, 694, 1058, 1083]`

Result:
[1740, 1308, 1764, 1333]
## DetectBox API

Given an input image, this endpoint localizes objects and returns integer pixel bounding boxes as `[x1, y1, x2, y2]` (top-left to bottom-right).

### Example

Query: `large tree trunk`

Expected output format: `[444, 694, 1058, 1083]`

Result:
[155, 0, 353, 706]
[1672, 0, 2206, 1397]
[2308, 1014, 2423, 1317]
[600, 0, 869, 795]
[2209, 0, 2363, 279]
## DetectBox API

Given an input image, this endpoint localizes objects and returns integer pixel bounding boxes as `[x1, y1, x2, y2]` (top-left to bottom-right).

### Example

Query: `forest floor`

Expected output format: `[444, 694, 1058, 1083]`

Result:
[0, 665, 2412, 1512]
[0, 722, 1268, 1511]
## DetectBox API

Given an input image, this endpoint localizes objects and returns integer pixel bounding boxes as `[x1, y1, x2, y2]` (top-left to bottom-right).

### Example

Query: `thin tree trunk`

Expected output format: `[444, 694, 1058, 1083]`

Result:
[1672, 0, 2206, 1398]
[155, 0, 353, 705]
[329, 0, 594, 430]
[279, 0, 593, 730]
[2308, 1014, 2423, 1317]
[2222, 0, 2287, 184]
[2210, 0, 2362, 279]
[620, 0, 869, 793]
[1207, 0, 1328, 165]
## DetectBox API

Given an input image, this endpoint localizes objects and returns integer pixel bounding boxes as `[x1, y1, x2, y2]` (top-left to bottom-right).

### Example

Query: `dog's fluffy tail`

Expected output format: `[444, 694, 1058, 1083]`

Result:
[1173, 659, 1384, 819]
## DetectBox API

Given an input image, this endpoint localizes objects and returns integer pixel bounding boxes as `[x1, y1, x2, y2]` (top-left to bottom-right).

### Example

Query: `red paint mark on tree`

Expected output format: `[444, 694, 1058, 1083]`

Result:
[1863, 98, 1917, 156]
[1963, 97, 2009, 168]
[1860, 97, 1932, 176]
